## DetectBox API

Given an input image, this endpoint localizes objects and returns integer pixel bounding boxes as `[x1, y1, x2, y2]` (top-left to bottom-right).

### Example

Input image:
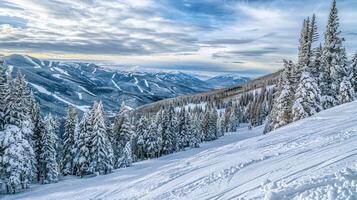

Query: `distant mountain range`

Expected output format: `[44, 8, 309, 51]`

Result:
[1, 54, 250, 117]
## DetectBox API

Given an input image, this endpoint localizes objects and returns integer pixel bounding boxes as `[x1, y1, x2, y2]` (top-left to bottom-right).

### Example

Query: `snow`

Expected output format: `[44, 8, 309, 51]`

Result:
[52, 74, 62, 79]
[54, 67, 69, 76]
[76, 92, 82, 100]
[144, 79, 149, 87]
[52, 94, 89, 112]
[111, 79, 122, 90]
[4, 101, 357, 200]
[29, 83, 52, 95]
[92, 68, 97, 75]
[78, 85, 96, 96]
[6, 65, 13, 76]
[23, 55, 41, 68]
[134, 77, 144, 93]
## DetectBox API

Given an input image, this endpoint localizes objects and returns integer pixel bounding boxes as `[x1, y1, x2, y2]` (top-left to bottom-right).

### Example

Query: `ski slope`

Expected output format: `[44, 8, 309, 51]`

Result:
[4, 101, 357, 200]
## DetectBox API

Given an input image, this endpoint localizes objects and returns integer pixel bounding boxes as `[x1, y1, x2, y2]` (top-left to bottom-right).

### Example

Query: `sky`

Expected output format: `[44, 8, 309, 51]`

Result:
[1, 0, 357, 77]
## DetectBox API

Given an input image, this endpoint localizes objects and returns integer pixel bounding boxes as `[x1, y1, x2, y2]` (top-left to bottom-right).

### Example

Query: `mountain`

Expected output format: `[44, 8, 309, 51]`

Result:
[1, 54, 248, 117]
[206, 74, 251, 88]
[5, 99, 357, 200]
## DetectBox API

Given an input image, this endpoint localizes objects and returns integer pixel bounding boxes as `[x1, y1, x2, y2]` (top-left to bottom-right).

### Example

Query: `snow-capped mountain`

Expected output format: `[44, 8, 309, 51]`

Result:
[206, 74, 251, 88]
[2, 55, 249, 116]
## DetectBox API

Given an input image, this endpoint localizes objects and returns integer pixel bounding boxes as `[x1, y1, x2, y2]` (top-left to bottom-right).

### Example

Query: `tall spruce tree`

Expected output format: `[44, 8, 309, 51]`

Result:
[88, 101, 114, 175]
[350, 53, 357, 92]
[321, 0, 345, 109]
[264, 60, 295, 133]
[61, 106, 79, 175]
[1, 72, 35, 193]
[39, 114, 59, 184]
[73, 111, 91, 177]
[115, 116, 133, 168]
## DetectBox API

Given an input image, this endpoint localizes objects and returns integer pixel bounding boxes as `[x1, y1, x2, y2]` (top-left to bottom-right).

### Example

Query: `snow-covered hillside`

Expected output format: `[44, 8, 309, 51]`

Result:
[2, 54, 250, 116]
[3, 101, 357, 200]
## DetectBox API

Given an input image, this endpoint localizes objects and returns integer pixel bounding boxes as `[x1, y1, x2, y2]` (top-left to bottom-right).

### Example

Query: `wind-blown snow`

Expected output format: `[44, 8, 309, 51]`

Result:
[4, 101, 357, 200]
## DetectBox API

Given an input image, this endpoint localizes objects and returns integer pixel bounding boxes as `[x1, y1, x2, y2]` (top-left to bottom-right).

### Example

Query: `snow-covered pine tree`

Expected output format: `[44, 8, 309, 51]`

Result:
[39, 114, 59, 184]
[135, 116, 148, 160]
[160, 108, 173, 155]
[188, 113, 200, 148]
[1, 72, 36, 191]
[115, 116, 133, 168]
[177, 108, 190, 150]
[201, 109, 211, 141]
[292, 68, 322, 121]
[61, 106, 79, 175]
[337, 50, 355, 104]
[295, 18, 311, 85]
[117, 142, 133, 168]
[0, 63, 8, 130]
[88, 101, 114, 175]
[73, 111, 91, 177]
[264, 60, 295, 133]
[0, 125, 34, 193]
[350, 53, 357, 92]
[112, 102, 132, 160]
[208, 108, 218, 141]
[321, 0, 345, 109]
[145, 121, 161, 158]
[338, 76, 355, 104]
[313, 44, 323, 83]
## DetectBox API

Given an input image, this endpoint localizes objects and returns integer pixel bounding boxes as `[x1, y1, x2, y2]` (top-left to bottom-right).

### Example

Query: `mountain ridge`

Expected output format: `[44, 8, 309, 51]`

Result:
[1, 54, 250, 117]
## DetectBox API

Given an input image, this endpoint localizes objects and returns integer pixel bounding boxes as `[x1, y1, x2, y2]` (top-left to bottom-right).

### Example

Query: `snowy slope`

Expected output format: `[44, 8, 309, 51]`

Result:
[4, 101, 357, 200]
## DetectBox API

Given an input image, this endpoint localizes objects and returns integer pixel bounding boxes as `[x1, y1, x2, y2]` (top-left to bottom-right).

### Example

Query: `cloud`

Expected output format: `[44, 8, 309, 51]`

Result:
[0, 0, 357, 76]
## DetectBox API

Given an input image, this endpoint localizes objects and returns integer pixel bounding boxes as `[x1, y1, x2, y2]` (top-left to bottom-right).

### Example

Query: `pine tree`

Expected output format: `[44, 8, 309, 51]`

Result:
[61, 106, 79, 175]
[350, 53, 357, 92]
[0, 63, 8, 131]
[0, 125, 34, 193]
[88, 101, 114, 175]
[73, 111, 91, 177]
[338, 76, 355, 104]
[135, 116, 148, 160]
[264, 60, 295, 133]
[115, 116, 133, 168]
[117, 142, 133, 168]
[145, 122, 160, 158]
[1, 72, 36, 191]
[39, 114, 59, 184]
[321, 0, 345, 109]
[177, 108, 190, 150]
[292, 70, 322, 121]
[188, 114, 200, 148]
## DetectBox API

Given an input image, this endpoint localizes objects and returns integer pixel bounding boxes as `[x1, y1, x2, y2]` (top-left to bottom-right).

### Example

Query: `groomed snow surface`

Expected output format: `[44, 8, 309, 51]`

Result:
[4, 101, 357, 200]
